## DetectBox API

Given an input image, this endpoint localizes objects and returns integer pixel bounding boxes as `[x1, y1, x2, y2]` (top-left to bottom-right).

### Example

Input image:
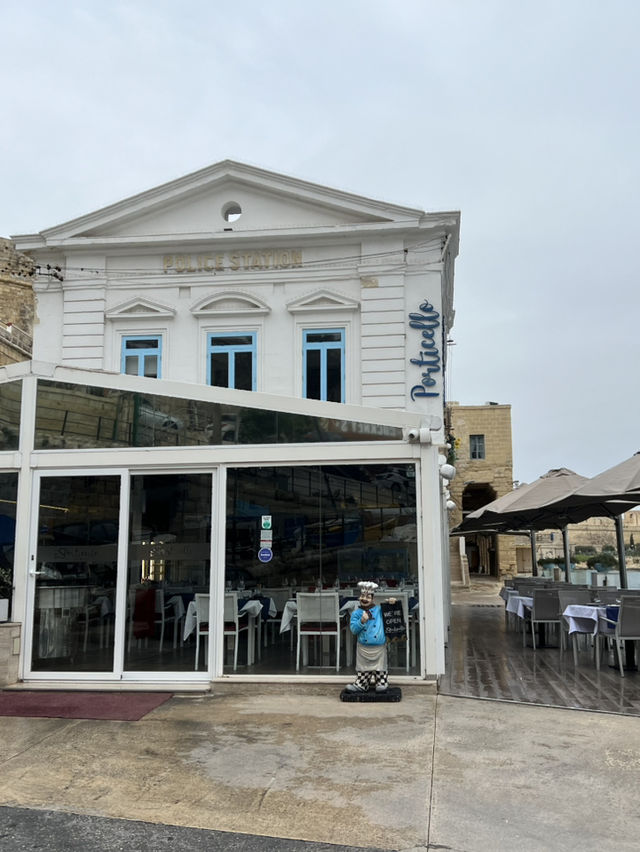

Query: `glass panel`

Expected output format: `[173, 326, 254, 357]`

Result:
[306, 349, 321, 400]
[0, 473, 18, 619]
[126, 339, 159, 350]
[306, 332, 342, 343]
[211, 353, 229, 388]
[326, 347, 342, 403]
[234, 351, 252, 391]
[124, 356, 139, 376]
[125, 473, 211, 673]
[31, 476, 120, 672]
[35, 381, 403, 448]
[212, 335, 253, 347]
[0, 380, 21, 451]
[143, 356, 158, 378]
[225, 464, 419, 675]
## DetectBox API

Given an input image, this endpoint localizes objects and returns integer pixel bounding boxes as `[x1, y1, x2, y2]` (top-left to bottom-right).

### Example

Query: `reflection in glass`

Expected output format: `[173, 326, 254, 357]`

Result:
[225, 464, 419, 675]
[35, 380, 402, 450]
[0, 380, 21, 451]
[31, 476, 120, 672]
[0, 473, 18, 619]
[125, 473, 211, 673]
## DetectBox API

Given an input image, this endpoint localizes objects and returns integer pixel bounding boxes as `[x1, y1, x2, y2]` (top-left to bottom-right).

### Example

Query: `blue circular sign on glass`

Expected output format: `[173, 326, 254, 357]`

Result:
[258, 547, 273, 563]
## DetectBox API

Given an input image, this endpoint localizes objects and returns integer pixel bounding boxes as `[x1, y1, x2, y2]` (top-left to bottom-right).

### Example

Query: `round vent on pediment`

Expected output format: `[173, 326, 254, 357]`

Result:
[222, 201, 242, 223]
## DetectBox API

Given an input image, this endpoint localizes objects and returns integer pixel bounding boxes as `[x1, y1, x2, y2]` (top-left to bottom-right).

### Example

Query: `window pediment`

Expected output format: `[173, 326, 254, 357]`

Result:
[191, 290, 270, 317]
[286, 289, 360, 314]
[106, 298, 176, 320]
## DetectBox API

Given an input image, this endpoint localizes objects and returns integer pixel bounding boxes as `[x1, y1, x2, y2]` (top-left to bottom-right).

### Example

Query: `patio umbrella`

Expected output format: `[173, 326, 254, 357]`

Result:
[536, 453, 640, 588]
[452, 469, 590, 582]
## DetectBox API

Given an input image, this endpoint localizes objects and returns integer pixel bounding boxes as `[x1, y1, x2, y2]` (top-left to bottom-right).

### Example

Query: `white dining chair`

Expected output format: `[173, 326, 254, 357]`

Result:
[153, 589, 181, 652]
[224, 591, 249, 671]
[296, 592, 340, 672]
[194, 593, 210, 670]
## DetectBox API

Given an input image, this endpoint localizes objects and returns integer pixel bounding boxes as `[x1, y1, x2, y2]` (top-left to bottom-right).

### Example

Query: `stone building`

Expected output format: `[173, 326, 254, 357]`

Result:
[536, 510, 640, 570]
[446, 401, 531, 581]
[0, 238, 35, 366]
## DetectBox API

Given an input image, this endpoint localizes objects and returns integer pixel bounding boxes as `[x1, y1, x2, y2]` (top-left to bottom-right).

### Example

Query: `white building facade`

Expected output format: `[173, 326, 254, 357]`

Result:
[1, 162, 459, 688]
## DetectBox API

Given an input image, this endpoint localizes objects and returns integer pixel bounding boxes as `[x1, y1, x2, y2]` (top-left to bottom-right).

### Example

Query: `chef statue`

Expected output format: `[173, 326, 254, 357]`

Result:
[346, 581, 388, 693]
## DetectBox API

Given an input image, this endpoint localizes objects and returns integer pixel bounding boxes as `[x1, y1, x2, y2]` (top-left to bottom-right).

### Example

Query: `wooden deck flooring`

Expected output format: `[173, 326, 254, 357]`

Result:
[439, 601, 640, 716]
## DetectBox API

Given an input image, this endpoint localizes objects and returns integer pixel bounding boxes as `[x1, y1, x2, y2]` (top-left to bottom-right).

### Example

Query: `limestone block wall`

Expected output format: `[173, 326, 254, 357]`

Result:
[0, 238, 35, 366]
[446, 402, 517, 577]
[0, 623, 21, 687]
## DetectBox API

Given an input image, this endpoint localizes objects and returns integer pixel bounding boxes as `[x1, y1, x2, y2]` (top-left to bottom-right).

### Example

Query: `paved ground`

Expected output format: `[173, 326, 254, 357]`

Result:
[0, 685, 639, 851]
[1, 578, 639, 851]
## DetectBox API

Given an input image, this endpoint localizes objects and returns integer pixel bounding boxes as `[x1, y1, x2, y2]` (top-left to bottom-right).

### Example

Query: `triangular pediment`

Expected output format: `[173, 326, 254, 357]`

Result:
[106, 298, 176, 320]
[191, 290, 271, 317]
[24, 161, 425, 243]
[286, 289, 360, 314]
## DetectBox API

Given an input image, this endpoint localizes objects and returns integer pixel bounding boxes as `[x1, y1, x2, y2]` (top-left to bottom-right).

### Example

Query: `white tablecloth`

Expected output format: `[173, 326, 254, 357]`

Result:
[280, 597, 418, 633]
[505, 595, 533, 619]
[279, 599, 358, 633]
[183, 597, 275, 641]
[562, 604, 616, 636]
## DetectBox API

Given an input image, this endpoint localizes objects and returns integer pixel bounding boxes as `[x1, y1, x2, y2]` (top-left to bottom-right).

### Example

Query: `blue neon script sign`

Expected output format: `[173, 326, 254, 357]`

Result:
[408, 300, 440, 400]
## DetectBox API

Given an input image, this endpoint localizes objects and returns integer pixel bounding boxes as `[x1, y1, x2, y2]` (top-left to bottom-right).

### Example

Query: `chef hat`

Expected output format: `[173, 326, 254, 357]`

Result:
[357, 580, 379, 595]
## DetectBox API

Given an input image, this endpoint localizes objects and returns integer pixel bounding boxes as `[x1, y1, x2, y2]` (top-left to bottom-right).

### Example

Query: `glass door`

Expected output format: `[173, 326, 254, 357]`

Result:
[124, 472, 212, 675]
[30, 474, 121, 673]
[28, 470, 214, 679]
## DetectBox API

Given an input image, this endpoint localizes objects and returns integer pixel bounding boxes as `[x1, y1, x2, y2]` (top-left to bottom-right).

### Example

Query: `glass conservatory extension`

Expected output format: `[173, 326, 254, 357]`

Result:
[0, 363, 447, 686]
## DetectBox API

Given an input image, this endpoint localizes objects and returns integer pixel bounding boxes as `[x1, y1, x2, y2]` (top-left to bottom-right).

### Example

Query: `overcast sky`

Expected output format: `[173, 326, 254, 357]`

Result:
[2, 1, 638, 484]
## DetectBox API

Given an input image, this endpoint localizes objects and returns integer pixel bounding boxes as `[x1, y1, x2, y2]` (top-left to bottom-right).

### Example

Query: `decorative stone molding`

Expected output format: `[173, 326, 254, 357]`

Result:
[190, 290, 270, 317]
[106, 298, 176, 320]
[286, 288, 360, 314]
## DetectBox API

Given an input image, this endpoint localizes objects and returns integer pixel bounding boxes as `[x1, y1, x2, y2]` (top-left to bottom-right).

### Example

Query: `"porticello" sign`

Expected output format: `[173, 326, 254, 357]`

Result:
[162, 249, 303, 273]
[408, 299, 441, 400]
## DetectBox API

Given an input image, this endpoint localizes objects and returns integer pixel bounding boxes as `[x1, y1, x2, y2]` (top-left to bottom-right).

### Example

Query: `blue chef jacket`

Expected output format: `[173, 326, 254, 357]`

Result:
[349, 605, 385, 645]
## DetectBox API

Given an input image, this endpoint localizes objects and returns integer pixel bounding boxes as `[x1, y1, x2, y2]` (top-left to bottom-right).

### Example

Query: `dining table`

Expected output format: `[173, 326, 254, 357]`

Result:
[561, 602, 637, 672]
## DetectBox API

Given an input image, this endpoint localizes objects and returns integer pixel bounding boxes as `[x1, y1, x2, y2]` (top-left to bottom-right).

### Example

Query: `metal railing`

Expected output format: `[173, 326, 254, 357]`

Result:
[0, 321, 32, 356]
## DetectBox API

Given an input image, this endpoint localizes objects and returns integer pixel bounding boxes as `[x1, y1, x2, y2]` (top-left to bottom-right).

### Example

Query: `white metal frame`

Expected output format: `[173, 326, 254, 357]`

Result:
[0, 361, 445, 685]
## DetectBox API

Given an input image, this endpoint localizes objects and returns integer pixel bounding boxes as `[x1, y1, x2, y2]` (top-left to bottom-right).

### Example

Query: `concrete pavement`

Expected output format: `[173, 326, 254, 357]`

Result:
[0, 683, 639, 851]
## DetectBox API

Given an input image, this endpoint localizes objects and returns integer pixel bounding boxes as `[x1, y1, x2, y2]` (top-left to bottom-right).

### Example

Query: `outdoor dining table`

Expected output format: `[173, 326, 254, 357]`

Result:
[505, 594, 533, 620]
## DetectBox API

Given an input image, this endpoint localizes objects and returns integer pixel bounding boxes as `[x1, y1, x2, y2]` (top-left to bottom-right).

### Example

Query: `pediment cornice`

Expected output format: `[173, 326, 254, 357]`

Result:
[106, 297, 176, 320]
[190, 289, 271, 317]
[286, 288, 360, 314]
[13, 160, 431, 245]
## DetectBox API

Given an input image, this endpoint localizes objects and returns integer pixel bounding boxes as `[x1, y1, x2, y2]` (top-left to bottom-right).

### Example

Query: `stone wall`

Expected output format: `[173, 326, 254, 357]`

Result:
[447, 402, 518, 577]
[0, 238, 35, 365]
[0, 623, 21, 687]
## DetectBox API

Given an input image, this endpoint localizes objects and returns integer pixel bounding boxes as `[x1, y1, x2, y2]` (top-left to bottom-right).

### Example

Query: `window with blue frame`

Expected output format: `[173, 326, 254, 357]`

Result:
[207, 332, 256, 391]
[121, 336, 162, 378]
[303, 329, 345, 402]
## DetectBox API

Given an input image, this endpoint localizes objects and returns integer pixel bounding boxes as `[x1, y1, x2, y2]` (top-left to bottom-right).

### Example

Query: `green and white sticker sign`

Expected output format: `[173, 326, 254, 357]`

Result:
[261, 515, 272, 530]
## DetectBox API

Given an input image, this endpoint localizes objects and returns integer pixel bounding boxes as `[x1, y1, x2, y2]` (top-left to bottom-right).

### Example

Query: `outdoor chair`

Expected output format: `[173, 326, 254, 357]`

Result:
[194, 593, 209, 670]
[223, 591, 249, 671]
[590, 588, 620, 604]
[296, 592, 340, 672]
[524, 588, 561, 650]
[557, 588, 592, 663]
[597, 596, 640, 677]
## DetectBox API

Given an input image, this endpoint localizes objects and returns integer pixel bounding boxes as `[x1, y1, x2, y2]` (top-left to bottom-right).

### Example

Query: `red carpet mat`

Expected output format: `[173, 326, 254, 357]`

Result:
[0, 691, 173, 721]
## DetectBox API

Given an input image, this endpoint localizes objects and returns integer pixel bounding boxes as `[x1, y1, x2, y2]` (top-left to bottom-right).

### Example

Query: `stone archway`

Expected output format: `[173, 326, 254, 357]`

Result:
[461, 484, 497, 576]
